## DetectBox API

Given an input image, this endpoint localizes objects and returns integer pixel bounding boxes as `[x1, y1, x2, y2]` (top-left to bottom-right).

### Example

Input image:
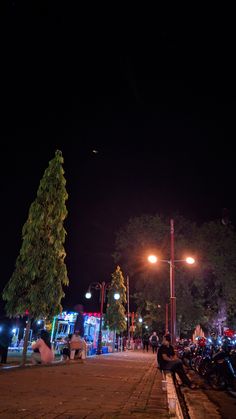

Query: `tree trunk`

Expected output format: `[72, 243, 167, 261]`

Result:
[21, 317, 31, 366]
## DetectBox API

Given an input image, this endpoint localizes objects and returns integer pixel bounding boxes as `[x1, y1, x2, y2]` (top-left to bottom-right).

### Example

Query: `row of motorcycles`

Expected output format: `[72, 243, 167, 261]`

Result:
[177, 333, 236, 392]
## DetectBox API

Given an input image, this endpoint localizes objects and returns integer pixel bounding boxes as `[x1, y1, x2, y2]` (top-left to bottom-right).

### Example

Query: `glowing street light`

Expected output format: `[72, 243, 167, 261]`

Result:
[148, 255, 158, 264]
[148, 219, 196, 344]
[85, 291, 92, 299]
[186, 257, 195, 265]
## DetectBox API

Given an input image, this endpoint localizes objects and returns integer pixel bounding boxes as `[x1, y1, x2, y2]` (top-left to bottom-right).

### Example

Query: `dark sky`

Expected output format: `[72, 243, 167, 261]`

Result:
[1, 5, 235, 315]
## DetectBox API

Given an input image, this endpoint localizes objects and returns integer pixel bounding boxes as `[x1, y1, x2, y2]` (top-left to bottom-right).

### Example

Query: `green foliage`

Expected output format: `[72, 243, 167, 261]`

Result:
[133, 293, 164, 333]
[113, 214, 236, 333]
[3, 150, 69, 319]
[105, 266, 127, 333]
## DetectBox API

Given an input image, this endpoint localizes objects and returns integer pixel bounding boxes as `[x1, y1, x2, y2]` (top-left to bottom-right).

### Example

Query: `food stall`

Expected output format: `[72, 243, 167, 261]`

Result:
[51, 311, 101, 355]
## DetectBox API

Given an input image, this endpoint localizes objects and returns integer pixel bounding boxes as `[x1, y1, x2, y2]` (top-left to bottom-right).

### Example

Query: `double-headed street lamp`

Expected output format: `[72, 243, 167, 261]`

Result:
[148, 219, 195, 345]
[85, 281, 120, 355]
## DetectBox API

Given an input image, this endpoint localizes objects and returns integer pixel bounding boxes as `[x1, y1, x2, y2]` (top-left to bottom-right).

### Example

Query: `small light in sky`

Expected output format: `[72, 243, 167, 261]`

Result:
[92, 149, 98, 154]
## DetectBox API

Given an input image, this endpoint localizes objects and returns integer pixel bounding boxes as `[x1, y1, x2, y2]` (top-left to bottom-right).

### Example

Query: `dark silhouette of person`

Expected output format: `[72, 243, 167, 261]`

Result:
[142, 332, 149, 352]
[74, 304, 84, 337]
[0, 321, 12, 364]
[149, 331, 159, 353]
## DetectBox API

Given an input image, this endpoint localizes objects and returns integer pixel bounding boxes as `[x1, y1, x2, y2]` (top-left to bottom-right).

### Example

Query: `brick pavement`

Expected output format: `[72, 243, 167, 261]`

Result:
[0, 351, 170, 418]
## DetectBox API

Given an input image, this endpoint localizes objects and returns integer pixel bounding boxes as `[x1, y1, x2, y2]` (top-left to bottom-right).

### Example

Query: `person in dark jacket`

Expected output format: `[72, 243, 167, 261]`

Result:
[142, 332, 150, 352]
[157, 334, 198, 389]
[0, 322, 12, 364]
[149, 331, 159, 353]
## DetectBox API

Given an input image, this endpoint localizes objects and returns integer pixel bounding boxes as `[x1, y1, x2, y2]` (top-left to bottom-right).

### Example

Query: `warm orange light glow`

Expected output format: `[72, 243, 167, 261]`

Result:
[186, 257, 195, 264]
[148, 255, 158, 264]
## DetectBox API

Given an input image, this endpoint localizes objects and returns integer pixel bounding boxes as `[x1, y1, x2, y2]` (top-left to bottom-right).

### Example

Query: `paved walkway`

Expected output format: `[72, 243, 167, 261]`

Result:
[0, 351, 170, 418]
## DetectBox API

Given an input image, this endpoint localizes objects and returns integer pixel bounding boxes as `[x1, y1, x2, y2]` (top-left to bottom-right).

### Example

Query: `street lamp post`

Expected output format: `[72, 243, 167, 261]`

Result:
[85, 281, 120, 355]
[127, 275, 131, 349]
[148, 219, 195, 345]
[165, 303, 169, 335]
[170, 219, 176, 345]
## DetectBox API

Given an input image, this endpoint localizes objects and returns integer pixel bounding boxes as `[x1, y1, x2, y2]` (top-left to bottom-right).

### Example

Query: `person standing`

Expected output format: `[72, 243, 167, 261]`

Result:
[149, 331, 159, 353]
[0, 322, 12, 364]
[142, 332, 149, 352]
[74, 305, 84, 337]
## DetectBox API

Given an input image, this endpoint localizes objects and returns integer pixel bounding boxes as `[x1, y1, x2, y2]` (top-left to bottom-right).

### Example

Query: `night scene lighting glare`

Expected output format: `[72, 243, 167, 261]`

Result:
[148, 255, 158, 264]
[186, 257, 195, 264]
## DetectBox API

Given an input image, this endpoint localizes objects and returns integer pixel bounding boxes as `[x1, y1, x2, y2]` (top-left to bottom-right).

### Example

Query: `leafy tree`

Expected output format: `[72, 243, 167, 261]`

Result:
[113, 214, 236, 334]
[105, 266, 127, 335]
[132, 293, 164, 335]
[195, 221, 236, 330]
[3, 150, 69, 363]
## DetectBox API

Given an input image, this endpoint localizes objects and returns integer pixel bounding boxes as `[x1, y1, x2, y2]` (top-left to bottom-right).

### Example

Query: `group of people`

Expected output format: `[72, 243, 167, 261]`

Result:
[142, 331, 160, 353]
[31, 329, 87, 365]
[2, 324, 198, 389]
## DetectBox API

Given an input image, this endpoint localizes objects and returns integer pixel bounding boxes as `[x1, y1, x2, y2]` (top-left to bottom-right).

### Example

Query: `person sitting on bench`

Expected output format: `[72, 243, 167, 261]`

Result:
[157, 334, 198, 389]
[70, 330, 87, 360]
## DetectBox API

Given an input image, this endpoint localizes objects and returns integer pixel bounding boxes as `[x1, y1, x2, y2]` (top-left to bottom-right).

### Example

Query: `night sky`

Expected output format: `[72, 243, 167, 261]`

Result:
[1, 6, 235, 316]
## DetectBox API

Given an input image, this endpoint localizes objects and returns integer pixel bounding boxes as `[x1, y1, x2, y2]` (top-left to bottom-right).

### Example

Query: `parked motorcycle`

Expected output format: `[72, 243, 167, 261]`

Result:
[205, 337, 236, 391]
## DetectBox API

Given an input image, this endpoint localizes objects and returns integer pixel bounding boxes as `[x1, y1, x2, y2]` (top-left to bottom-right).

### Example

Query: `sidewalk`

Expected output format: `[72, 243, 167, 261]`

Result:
[0, 351, 173, 418]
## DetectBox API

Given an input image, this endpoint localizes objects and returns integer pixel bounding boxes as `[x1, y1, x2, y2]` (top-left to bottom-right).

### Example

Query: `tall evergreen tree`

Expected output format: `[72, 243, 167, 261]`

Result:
[3, 150, 69, 363]
[105, 266, 127, 334]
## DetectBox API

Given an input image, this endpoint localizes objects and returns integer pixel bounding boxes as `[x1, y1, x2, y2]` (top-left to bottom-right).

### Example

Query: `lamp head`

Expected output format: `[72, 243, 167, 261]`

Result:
[186, 257, 195, 265]
[85, 291, 92, 299]
[148, 255, 158, 264]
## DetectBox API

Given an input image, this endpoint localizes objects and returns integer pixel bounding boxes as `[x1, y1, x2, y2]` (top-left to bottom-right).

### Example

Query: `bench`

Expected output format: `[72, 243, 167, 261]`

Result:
[158, 364, 176, 384]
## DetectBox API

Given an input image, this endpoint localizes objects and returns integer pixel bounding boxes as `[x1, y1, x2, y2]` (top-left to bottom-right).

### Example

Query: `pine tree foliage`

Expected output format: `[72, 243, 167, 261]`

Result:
[3, 150, 69, 319]
[105, 266, 127, 333]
